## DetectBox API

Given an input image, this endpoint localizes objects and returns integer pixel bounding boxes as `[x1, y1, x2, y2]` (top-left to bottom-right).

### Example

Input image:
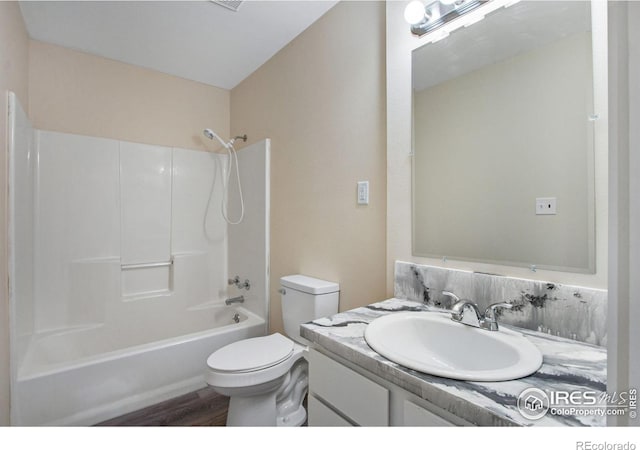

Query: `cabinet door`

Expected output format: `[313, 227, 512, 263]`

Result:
[403, 400, 455, 426]
[308, 395, 353, 426]
[308, 349, 389, 426]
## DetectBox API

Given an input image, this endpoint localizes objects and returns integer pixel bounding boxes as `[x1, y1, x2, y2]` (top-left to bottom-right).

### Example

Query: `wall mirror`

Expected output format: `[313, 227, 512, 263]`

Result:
[411, 0, 599, 273]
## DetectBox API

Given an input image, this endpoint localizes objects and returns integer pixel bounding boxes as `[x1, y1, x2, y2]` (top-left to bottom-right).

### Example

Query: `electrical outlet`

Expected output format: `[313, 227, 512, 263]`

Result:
[536, 197, 557, 215]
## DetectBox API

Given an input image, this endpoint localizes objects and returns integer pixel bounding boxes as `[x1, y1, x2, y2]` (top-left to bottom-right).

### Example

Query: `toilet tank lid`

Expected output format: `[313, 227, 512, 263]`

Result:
[280, 274, 339, 295]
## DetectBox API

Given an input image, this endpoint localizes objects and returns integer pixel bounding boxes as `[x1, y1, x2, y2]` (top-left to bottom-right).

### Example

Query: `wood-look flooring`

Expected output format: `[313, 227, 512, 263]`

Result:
[96, 387, 229, 426]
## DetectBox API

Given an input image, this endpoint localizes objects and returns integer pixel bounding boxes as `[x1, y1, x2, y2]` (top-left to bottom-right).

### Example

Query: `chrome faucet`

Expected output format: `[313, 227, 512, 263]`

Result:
[451, 300, 483, 327]
[225, 295, 245, 305]
[443, 290, 512, 331]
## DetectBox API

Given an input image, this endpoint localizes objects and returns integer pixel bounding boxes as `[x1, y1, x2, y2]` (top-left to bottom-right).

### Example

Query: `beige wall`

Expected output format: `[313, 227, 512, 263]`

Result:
[387, 1, 608, 292]
[231, 1, 387, 333]
[0, 1, 30, 425]
[29, 40, 229, 151]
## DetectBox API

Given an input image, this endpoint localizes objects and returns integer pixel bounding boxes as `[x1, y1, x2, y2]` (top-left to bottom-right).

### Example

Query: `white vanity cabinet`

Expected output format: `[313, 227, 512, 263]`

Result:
[308, 347, 389, 425]
[307, 348, 470, 426]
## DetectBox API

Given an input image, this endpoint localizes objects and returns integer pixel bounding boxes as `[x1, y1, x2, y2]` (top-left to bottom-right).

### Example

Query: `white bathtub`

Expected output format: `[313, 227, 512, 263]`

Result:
[13, 305, 265, 426]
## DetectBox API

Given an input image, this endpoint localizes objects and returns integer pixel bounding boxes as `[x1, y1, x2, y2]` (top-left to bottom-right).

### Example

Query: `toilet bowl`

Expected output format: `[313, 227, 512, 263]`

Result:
[205, 275, 339, 426]
[206, 333, 308, 426]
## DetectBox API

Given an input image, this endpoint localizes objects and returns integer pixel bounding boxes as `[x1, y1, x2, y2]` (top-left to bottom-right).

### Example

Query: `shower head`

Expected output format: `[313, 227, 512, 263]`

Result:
[203, 128, 215, 140]
[202, 128, 247, 225]
[203, 128, 230, 149]
[203, 129, 248, 148]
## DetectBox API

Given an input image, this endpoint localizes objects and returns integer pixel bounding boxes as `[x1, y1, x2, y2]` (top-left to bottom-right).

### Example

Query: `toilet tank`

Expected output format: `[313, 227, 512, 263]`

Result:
[280, 275, 339, 343]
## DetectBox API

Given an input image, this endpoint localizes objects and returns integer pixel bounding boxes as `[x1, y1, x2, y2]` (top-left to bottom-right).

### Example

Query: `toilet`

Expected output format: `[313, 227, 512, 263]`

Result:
[205, 274, 339, 426]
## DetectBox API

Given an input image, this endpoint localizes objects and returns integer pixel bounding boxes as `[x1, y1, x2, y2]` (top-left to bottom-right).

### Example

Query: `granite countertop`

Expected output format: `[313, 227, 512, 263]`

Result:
[300, 298, 607, 427]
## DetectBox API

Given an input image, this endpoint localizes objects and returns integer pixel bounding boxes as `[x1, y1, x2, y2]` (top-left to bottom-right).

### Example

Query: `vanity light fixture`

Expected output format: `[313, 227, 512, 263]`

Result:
[405, 0, 521, 42]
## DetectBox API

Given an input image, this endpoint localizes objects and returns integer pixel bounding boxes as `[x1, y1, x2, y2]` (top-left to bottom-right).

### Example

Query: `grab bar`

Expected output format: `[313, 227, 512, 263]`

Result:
[121, 259, 173, 270]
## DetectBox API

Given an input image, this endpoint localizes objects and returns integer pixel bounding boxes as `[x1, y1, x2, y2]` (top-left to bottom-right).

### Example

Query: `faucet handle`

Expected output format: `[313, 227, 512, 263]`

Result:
[442, 290, 461, 303]
[482, 302, 513, 331]
[485, 302, 513, 318]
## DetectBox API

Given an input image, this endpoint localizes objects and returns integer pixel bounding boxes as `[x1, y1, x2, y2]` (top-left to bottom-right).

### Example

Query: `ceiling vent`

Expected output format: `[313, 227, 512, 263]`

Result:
[210, 1, 244, 12]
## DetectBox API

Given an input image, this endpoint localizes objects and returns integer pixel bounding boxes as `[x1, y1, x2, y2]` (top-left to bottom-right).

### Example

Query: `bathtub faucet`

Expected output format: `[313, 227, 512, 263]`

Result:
[225, 295, 245, 305]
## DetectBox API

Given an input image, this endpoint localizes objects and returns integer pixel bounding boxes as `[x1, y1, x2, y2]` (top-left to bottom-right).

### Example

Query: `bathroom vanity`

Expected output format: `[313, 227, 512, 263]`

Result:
[301, 297, 607, 427]
[306, 341, 469, 426]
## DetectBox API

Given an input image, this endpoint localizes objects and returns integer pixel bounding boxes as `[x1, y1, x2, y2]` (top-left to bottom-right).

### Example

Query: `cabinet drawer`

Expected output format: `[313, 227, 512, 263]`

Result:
[308, 348, 389, 426]
[308, 395, 353, 426]
[403, 400, 455, 426]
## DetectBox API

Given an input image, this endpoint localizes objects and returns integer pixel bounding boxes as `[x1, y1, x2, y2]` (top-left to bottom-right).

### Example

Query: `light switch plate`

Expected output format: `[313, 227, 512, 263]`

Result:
[357, 181, 369, 205]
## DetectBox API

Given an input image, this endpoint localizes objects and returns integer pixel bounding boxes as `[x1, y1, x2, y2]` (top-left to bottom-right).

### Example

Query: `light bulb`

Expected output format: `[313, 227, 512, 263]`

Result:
[404, 1, 426, 25]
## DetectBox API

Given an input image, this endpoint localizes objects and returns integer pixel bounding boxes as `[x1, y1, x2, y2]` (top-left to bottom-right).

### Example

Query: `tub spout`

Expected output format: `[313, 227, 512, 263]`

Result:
[225, 295, 245, 305]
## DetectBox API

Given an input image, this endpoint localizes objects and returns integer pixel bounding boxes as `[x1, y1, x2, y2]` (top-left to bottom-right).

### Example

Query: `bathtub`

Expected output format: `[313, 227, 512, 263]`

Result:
[13, 305, 265, 426]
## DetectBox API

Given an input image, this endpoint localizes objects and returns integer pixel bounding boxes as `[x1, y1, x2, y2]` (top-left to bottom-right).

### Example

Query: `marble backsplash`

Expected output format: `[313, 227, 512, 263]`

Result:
[394, 261, 607, 347]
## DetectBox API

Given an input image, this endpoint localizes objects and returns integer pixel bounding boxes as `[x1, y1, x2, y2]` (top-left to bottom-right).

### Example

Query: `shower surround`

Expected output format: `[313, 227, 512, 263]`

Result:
[7, 93, 270, 425]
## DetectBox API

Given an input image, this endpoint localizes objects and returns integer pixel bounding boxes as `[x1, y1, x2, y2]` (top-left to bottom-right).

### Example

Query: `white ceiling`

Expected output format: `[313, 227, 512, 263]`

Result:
[19, 0, 338, 90]
[412, 1, 591, 91]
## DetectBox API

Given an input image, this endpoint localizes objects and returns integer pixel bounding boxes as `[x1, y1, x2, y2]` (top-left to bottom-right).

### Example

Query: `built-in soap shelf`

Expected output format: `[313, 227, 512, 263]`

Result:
[121, 258, 174, 301]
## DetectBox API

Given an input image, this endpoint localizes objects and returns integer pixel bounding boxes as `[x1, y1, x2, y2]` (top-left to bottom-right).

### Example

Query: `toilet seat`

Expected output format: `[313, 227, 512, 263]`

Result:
[206, 333, 305, 389]
[207, 333, 294, 373]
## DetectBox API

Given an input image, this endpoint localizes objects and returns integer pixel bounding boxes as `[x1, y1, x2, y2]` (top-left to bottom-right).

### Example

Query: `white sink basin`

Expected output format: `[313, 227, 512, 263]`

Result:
[364, 312, 543, 381]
